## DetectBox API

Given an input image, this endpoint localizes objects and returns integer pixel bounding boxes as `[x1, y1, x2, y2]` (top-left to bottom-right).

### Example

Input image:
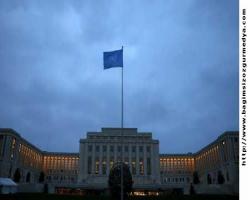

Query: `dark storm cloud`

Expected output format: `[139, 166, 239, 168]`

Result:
[0, 0, 238, 153]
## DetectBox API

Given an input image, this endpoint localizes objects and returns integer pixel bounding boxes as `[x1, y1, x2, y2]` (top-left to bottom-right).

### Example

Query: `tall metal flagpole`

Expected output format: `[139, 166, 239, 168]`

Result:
[121, 46, 124, 200]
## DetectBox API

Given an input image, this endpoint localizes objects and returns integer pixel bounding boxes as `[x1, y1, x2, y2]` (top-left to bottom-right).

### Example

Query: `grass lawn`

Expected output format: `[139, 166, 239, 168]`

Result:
[0, 193, 239, 200]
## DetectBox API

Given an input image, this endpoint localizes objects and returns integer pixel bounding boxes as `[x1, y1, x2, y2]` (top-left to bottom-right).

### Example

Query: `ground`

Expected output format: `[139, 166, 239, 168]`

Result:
[0, 193, 239, 200]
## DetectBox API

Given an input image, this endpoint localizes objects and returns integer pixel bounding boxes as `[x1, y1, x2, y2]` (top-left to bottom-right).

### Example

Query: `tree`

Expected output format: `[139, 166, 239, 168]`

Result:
[217, 170, 225, 184]
[13, 168, 21, 183]
[193, 171, 200, 184]
[108, 162, 133, 199]
[39, 171, 45, 183]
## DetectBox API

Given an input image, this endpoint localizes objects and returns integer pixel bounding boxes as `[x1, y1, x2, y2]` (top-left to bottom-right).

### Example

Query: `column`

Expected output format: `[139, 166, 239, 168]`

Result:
[143, 144, 147, 177]
[92, 143, 95, 175]
[136, 144, 139, 175]
[129, 143, 132, 170]
[99, 144, 102, 175]
[107, 144, 110, 175]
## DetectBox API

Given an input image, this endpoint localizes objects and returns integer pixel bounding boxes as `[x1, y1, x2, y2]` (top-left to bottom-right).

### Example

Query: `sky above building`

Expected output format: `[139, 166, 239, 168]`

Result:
[0, 0, 238, 153]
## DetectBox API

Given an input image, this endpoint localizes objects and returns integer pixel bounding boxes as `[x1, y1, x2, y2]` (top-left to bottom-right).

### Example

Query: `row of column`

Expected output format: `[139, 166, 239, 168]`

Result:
[83, 142, 154, 176]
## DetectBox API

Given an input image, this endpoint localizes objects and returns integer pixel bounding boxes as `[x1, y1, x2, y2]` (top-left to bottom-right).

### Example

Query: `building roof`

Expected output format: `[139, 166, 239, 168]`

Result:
[0, 128, 21, 137]
[43, 151, 79, 156]
[160, 153, 193, 157]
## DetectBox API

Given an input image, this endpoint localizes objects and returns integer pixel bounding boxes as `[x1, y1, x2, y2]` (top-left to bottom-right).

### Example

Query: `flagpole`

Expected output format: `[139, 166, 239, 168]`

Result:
[121, 46, 124, 200]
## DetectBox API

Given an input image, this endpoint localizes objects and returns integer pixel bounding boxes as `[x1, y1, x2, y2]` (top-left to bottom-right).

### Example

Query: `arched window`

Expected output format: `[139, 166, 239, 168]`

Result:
[207, 174, 212, 184]
[26, 172, 31, 183]
[13, 168, 21, 183]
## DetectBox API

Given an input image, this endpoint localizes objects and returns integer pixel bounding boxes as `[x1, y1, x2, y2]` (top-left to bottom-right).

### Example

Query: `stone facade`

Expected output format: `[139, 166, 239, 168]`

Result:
[78, 128, 160, 189]
[0, 128, 239, 195]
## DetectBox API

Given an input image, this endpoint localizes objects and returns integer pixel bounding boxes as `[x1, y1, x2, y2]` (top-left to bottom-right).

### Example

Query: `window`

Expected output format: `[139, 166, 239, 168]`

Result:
[139, 146, 143, 153]
[110, 157, 114, 169]
[125, 157, 129, 165]
[110, 146, 114, 153]
[118, 146, 122, 152]
[102, 160, 106, 175]
[103, 145, 107, 152]
[0, 135, 4, 157]
[95, 145, 100, 152]
[95, 157, 99, 174]
[146, 146, 151, 153]
[139, 158, 144, 175]
[125, 146, 129, 152]
[10, 138, 16, 160]
[87, 157, 92, 174]
[147, 158, 151, 175]
[132, 146, 136, 153]
[88, 145, 92, 152]
[132, 158, 136, 175]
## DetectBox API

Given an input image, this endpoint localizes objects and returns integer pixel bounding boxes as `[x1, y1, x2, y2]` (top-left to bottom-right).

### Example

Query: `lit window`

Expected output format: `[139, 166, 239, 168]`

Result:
[139, 158, 144, 175]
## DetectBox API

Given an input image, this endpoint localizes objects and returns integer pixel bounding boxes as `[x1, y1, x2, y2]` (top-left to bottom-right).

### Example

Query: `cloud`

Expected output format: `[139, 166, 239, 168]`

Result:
[0, 0, 238, 153]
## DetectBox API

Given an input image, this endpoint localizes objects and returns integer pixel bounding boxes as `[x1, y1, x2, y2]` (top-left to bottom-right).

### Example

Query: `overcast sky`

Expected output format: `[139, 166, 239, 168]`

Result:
[0, 0, 238, 153]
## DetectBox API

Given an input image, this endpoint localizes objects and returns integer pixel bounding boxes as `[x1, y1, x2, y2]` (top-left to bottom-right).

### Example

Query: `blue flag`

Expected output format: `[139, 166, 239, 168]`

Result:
[103, 49, 123, 69]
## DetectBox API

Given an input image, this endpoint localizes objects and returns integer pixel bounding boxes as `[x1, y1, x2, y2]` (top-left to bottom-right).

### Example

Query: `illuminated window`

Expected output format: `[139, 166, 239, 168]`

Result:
[102, 160, 106, 175]
[95, 157, 99, 174]
[139, 158, 144, 175]
[124, 157, 129, 165]
[132, 158, 136, 175]
[110, 157, 114, 169]
[10, 138, 16, 160]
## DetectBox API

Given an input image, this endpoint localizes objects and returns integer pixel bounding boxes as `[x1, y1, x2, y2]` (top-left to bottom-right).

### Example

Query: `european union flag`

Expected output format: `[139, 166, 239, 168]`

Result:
[103, 49, 123, 69]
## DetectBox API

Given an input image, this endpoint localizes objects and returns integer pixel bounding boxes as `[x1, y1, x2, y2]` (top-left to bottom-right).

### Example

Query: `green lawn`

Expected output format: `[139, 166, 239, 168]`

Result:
[0, 193, 239, 200]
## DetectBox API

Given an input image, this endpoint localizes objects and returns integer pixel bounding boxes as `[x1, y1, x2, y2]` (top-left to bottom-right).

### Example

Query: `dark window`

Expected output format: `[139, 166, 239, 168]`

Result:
[88, 157, 92, 174]
[95, 145, 99, 152]
[125, 146, 129, 152]
[110, 145, 114, 152]
[147, 157, 151, 175]
[146, 146, 151, 153]
[103, 145, 107, 152]
[132, 146, 136, 153]
[139, 146, 143, 153]
[118, 146, 122, 152]
[88, 145, 92, 152]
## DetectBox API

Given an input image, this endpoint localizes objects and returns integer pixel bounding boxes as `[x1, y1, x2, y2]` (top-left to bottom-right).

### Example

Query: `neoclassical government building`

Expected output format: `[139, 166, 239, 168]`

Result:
[0, 128, 239, 195]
